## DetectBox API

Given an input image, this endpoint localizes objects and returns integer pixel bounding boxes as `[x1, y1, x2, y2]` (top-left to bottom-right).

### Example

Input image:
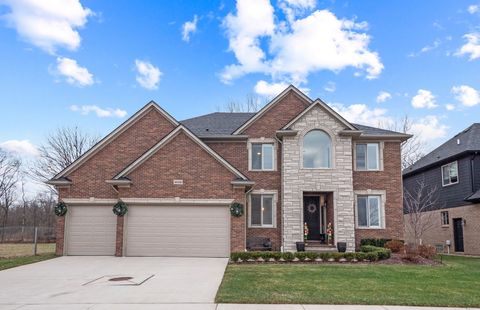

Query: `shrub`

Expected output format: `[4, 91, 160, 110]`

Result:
[295, 252, 308, 261]
[417, 244, 436, 259]
[376, 248, 392, 260]
[360, 238, 390, 248]
[355, 252, 367, 261]
[385, 240, 404, 253]
[281, 252, 295, 262]
[364, 252, 379, 261]
[360, 245, 383, 253]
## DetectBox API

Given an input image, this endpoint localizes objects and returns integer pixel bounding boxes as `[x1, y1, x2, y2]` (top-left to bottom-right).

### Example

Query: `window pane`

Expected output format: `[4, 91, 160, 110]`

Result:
[251, 195, 262, 225]
[251, 144, 262, 170]
[369, 196, 380, 227]
[450, 162, 458, 183]
[357, 196, 368, 227]
[303, 130, 331, 168]
[442, 166, 450, 184]
[263, 144, 273, 170]
[367, 143, 379, 170]
[262, 195, 273, 225]
[356, 144, 366, 170]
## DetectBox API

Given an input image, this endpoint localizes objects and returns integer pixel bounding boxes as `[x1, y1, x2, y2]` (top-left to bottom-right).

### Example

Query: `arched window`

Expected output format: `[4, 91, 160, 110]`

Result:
[303, 130, 331, 168]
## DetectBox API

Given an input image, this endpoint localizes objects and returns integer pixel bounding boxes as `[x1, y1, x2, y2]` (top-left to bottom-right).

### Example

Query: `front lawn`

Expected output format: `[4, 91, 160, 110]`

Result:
[0, 253, 57, 271]
[216, 255, 480, 307]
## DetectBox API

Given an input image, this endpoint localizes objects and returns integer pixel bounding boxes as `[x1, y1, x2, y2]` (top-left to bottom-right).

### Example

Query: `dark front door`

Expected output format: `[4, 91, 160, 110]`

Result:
[303, 196, 321, 240]
[453, 218, 464, 252]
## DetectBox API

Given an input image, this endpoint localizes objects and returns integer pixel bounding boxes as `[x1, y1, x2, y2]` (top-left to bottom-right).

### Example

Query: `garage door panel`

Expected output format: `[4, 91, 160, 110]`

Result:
[66, 206, 116, 256]
[126, 205, 230, 257]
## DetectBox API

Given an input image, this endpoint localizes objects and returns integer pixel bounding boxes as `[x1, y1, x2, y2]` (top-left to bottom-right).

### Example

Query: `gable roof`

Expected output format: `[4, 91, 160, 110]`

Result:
[403, 123, 480, 176]
[232, 85, 312, 134]
[282, 99, 357, 131]
[181, 112, 254, 137]
[113, 124, 249, 181]
[51, 101, 179, 181]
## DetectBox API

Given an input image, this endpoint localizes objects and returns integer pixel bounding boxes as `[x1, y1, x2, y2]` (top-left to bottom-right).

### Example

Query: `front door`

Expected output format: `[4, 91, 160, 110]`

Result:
[453, 218, 464, 252]
[303, 196, 321, 240]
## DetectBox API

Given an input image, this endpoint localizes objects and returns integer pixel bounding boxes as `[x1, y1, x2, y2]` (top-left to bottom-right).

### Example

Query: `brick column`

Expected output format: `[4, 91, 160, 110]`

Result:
[231, 188, 247, 252]
[55, 216, 65, 256]
[115, 216, 125, 256]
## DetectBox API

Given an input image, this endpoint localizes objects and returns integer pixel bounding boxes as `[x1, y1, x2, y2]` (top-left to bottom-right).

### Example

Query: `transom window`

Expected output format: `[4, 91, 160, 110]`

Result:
[441, 161, 458, 186]
[356, 143, 380, 170]
[441, 211, 449, 226]
[249, 194, 275, 227]
[356, 195, 382, 228]
[251, 144, 274, 171]
[303, 130, 331, 168]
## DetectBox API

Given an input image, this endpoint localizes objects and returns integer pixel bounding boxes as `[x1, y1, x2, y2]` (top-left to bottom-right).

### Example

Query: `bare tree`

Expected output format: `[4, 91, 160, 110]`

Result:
[385, 115, 425, 170]
[31, 126, 99, 183]
[217, 94, 266, 112]
[0, 150, 21, 241]
[404, 178, 441, 246]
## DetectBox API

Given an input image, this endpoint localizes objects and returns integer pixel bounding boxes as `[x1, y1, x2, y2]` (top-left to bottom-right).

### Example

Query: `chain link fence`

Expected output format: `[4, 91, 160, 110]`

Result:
[0, 226, 55, 243]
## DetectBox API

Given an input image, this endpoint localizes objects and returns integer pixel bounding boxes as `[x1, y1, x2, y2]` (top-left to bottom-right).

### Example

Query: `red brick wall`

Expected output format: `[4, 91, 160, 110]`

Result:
[55, 216, 65, 255]
[115, 216, 124, 257]
[353, 142, 404, 246]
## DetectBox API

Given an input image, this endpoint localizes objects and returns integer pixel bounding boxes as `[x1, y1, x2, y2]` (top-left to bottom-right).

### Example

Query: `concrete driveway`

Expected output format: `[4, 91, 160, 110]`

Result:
[0, 256, 228, 309]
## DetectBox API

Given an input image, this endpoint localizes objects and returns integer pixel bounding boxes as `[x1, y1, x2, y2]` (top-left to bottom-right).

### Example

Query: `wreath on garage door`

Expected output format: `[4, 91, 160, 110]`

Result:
[230, 202, 244, 217]
[54, 201, 68, 217]
[113, 200, 128, 216]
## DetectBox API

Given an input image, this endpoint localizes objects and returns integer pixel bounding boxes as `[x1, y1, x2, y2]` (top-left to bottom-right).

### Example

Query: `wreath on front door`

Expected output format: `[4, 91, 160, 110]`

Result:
[113, 200, 128, 216]
[54, 201, 68, 217]
[230, 202, 244, 217]
[307, 203, 317, 214]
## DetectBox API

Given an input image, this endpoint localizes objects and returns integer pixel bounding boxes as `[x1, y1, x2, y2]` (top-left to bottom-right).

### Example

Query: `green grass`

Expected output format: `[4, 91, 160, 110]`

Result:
[216, 255, 480, 307]
[0, 253, 57, 271]
[0, 243, 56, 258]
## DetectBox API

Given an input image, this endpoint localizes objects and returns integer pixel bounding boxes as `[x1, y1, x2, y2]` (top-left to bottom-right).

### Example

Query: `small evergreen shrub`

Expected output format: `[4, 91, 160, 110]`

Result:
[360, 238, 391, 247]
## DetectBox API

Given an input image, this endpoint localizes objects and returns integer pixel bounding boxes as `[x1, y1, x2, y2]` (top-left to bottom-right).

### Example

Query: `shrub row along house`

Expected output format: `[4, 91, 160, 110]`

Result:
[48, 86, 410, 257]
[403, 123, 480, 255]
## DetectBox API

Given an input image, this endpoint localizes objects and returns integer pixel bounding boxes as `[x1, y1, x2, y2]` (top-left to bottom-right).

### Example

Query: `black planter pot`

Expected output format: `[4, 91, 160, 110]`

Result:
[296, 242, 306, 252]
[337, 242, 347, 253]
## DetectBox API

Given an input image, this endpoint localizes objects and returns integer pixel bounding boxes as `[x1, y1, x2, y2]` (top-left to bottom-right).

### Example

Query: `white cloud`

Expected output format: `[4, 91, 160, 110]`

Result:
[254, 80, 289, 97]
[182, 15, 198, 42]
[55, 57, 94, 87]
[451, 85, 480, 107]
[221, 0, 383, 86]
[283, 0, 316, 9]
[411, 89, 438, 109]
[408, 39, 441, 57]
[410, 115, 448, 141]
[376, 91, 392, 103]
[134, 60, 162, 90]
[323, 81, 336, 93]
[0, 0, 92, 54]
[468, 4, 479, 14]
[0, 139, 39, 157]
[70, 105, 127, 118]
[445, 104, 455, 111]
[331, 103, 393, 128]
[456, 33, 480, 60]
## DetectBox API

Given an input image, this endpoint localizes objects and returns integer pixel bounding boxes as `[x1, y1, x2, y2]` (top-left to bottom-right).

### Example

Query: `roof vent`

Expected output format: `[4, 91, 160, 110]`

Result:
[457, 139, 461, 145]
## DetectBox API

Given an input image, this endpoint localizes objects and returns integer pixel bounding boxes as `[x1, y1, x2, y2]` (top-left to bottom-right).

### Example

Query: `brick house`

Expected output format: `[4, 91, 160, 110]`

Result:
[403, 123, 480, 255]
[48, 86, 410, 257]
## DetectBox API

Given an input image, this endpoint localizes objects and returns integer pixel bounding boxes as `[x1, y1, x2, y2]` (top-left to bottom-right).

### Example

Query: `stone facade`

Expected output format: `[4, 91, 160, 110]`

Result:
[404, 204, 480, 255]
[282, 105, 356, 251]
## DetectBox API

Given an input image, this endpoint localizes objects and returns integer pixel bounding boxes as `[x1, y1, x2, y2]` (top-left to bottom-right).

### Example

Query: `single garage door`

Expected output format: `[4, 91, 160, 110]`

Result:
[65, 205, 117, 255]
[125, 205, 230, 257]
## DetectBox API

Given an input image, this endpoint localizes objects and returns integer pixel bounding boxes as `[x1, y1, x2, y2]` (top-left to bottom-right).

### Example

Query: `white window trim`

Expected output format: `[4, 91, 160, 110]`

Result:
[248, 190, 277, 228]
[441, 161, 459, 187]
[301, 128, 334, 170]
[247, 138, 277, 171]
[353, 141, 384, 171]
[441, 211, 449, 227]
[354, 190, 386, 229]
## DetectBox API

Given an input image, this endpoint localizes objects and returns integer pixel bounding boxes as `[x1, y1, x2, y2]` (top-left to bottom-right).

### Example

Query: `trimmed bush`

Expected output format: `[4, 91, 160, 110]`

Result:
[360, 245, 381, 253]
[360, 238, 391, 248]
[281, 252, 295, 262]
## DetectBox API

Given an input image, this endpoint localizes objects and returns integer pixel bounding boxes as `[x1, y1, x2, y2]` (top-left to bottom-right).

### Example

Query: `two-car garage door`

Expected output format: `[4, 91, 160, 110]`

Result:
[64, 205, 230, 257]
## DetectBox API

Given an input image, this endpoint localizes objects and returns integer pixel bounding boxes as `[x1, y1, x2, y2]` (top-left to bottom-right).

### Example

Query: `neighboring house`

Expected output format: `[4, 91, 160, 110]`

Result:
[403, 124, 480, 255]
[48, 86, 410, 257]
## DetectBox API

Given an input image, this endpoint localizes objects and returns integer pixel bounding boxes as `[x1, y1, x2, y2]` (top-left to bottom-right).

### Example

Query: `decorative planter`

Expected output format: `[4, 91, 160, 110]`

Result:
[296, 242, 305, 252]
[337, 242, 347, 253]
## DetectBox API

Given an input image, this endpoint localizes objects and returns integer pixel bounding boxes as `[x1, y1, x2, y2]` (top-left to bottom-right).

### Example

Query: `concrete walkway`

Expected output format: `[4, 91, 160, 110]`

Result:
[1, 304, 479, 310]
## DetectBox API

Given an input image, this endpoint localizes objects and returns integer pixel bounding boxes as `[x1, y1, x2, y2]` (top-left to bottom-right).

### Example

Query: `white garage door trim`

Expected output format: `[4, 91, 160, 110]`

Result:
[124, 204, 230, 257]
[64, 205, 117, 256]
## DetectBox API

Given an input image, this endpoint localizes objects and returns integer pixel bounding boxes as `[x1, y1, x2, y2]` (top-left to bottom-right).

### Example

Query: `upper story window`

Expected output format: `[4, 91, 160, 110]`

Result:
[251, 143, 274, 171]
[356, 195, 382, 228]
[303, 130, 331, 168]
[356, 143, 380, 171]
[441, 211, 449, 226]
[441, 161, 458, 186]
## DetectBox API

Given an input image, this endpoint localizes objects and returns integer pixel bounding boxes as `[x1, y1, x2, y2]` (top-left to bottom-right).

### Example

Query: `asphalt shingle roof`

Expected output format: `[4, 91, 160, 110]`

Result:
[181, 112, 408, 138]
[403, 123, 480, 175]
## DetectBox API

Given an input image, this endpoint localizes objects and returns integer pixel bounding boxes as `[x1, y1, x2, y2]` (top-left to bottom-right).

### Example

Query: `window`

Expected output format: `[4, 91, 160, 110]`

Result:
[251, 143, 274, 171]
[442, 161, 458, 186]
[250, 194, 275, 227]
[303, 130, 331, 168]
[356, 143, 380, 170]
[356, 195, 382, 228]
[441, 211, 449, 226]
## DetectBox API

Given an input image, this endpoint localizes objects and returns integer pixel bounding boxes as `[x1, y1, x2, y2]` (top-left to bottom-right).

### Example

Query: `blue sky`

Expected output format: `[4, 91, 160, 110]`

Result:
[0, 0, 479, 161]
